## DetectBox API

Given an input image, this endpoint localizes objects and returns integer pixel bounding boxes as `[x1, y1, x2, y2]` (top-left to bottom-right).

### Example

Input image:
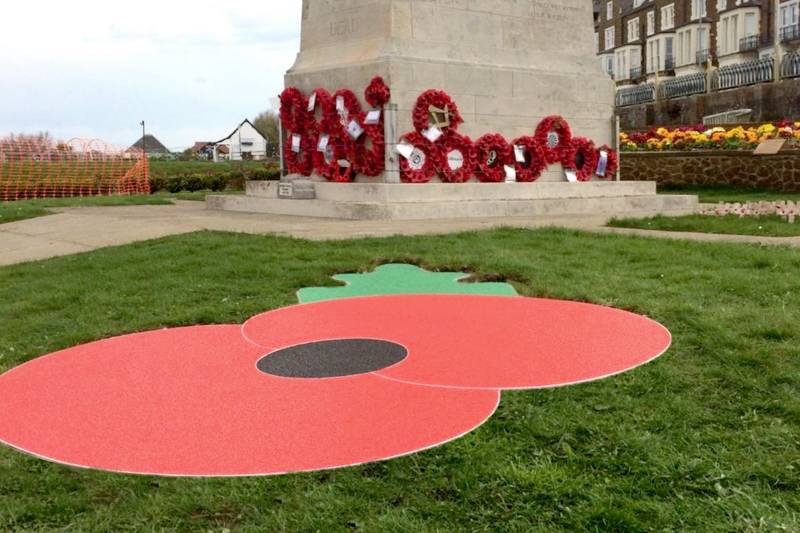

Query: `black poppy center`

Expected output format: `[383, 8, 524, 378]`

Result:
[257, 339, 408, 379]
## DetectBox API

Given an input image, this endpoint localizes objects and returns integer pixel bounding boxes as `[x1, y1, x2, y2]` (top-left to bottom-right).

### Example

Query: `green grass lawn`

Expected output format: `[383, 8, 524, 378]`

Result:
[661, 186, 800, 204]
[0, 191, 245, 224]
[1, 228, 798, 531]
[609, 214, 800, 238]
[0, 195, 174, 225]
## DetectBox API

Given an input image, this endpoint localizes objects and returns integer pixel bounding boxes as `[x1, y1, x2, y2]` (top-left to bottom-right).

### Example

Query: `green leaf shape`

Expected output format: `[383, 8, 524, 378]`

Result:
[298, 264, 518, 303]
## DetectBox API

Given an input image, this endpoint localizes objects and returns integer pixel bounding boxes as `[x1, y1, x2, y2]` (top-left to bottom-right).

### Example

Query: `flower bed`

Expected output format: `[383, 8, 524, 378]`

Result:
[620, 121, 800, 152]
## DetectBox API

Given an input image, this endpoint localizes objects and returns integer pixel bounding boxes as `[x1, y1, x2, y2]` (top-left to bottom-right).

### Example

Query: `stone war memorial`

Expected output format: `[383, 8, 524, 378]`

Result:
[209, 0, 698, 220]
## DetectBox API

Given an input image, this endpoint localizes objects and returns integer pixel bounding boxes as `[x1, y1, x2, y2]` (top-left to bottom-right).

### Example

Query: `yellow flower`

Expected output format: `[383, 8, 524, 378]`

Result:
[757, 124, 776, 135]
[656, 127, 670, 138]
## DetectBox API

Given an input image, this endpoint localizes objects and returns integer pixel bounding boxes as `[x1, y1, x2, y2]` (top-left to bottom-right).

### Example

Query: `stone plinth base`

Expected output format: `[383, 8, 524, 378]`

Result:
[207, 181, 698, 221]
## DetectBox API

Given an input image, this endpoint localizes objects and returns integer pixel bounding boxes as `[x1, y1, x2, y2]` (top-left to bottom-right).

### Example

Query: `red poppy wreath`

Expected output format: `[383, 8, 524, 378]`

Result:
[399, 132, 437, 184]
[435, 131, 476, 183]
[510, 136, 547, 183]
[474, 134, 513, 183]
[568, 137, 600, 182]
[535, 115, 573, 165]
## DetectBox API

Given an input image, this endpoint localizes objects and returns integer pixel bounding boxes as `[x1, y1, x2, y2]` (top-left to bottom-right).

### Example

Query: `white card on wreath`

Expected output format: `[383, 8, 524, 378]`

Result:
[422, 126, 443, 143]
[317, 134, 330, 152]
[565, 169, 579, 183]
[337, 159, 351, 168]
[291, 134, 301, 153]
[514, 145, 526, 164]
[504, 165, 517, 182]
[336, 95, 345, 113]
[347, 120, 365, 140]
[307, 92, 317, 113]
[397, 142, 415, 159]
[365, 110, 381, 125]
[596, 150, 609, 177]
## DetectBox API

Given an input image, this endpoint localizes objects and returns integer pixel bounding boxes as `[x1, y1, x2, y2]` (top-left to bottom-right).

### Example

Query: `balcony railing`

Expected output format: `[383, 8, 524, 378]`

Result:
[616, 84, 656, 107]
[696, 48, 713, 65]
[630, 66, 643, 79]
[711, 56, 774, 90]
[738, 34, 760, 52]
[782, 50, 800, 79]
[658, 72, 707, 99]
[781, 25, 800, 43]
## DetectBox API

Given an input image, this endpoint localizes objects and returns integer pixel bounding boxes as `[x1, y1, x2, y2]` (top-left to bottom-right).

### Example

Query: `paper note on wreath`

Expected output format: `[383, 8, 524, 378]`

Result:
[504, 165, 517, 183]
[307, 92, 317, 113]
[754, 139, 786, 155]
[514, 145, 526, 164]
[397, 142, 415, 159]
[423, 126, 444, 143]
[291, 134, 302, 153]
[565, 170, 579, 183]
[347, 120, 365, 140]
[365, 110, 381, 125]
[596, 151, 609, 177]
[317, 134, 330, 152]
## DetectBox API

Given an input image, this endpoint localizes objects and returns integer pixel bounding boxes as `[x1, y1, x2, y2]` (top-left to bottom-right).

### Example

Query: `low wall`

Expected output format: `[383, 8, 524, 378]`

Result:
[621, 150, 800, 192]
[618, 79, 800, 130]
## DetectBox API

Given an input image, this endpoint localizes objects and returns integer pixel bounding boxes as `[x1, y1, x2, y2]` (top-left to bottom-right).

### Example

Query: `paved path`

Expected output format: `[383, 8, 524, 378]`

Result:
[0, 201, 797, 267]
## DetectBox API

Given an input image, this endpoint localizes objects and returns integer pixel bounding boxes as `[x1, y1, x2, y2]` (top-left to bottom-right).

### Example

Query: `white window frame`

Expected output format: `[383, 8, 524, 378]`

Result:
[628, 18, 640, 43]
[661, 4, 675, 31]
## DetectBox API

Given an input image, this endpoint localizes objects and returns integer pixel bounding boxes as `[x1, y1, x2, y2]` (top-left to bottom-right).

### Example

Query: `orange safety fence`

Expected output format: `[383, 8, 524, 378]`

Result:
[0, 137, 150, 202]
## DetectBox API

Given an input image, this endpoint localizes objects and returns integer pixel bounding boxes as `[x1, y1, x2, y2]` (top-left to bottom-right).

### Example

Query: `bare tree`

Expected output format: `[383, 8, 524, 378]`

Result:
[252, 111, 280, 156]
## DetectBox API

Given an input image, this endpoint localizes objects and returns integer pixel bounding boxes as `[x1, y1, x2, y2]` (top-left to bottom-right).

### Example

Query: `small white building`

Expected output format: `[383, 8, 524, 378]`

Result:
[213, 119, 269, 162]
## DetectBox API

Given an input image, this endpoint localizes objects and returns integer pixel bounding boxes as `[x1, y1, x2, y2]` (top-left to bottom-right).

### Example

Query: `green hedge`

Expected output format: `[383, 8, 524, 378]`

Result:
[148, 165, 281, 194]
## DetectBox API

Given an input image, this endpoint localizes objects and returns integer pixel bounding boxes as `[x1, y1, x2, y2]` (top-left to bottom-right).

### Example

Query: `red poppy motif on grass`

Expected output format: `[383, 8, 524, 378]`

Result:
[0, 268, 671, 478]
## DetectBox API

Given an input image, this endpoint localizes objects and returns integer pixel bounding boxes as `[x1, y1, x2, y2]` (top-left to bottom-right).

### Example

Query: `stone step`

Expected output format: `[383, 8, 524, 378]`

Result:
[207, 193, 698, 221]
[245, 180, 659, 203]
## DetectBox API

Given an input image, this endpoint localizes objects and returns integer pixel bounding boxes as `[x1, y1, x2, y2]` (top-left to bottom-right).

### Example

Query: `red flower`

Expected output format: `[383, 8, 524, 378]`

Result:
[399, 132, 437, 183]
[365, 76, 391, 108]
[279, 87, 309, 134]
[534, 115, 573, 165]
[312, 132, 357, 183]
[474, 134, 513, 183]
[596, 145, 618, 180]
[566, 137, 600, 182]
[434, 131, 476, 183]
[283, 123, 316, 176]
[510, 136, 547, 182]
[412, 90, 464, 134]
[353, 112, 386, 178]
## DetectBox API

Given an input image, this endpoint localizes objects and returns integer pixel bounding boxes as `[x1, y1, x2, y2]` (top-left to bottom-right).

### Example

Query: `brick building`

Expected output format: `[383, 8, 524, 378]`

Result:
[595, 0, 799, 87]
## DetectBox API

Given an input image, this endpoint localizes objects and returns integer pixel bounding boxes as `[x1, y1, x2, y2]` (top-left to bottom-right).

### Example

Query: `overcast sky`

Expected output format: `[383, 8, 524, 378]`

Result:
[0, 1, 302, 150]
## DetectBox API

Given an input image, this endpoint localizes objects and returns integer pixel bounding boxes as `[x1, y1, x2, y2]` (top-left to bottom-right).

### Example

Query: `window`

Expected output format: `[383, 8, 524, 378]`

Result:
[628, 18, 640, 43]
[744, 13, 756, 37]
[661, 4, 675, 31]
[647, 39, 660, 73]
[780, 2, 799, 31]
[716, 0, 726, 13]
[633, 0, 645, 7]
[605, 26, 615, 50]
[604, 55, 615, 78]
[607, 1, 613, 21]
[647, 12, 655, 36]
[691, 0, 707, 20]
